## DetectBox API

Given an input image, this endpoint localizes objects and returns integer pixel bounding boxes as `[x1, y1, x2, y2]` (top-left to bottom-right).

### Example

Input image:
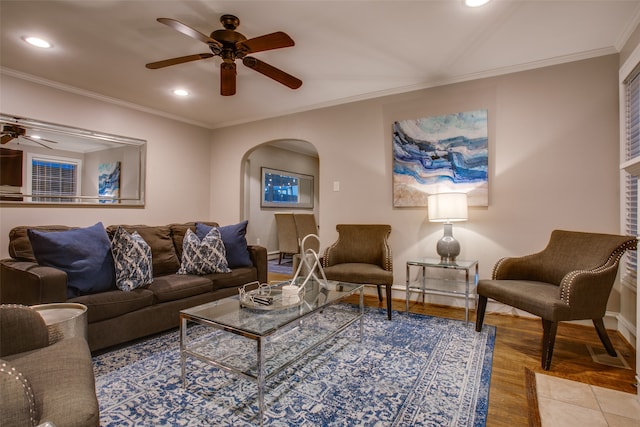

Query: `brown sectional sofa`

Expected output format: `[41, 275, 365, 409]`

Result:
[0, 221, 267, 352]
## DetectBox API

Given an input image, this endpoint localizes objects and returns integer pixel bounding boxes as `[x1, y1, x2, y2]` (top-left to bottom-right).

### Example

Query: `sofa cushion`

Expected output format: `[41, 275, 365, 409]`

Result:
[178, 228, 230, 275]
[5, 337, 100, 427]
[322, 263, 394, 285]
[8, 225, 72, 262]
[147, 274, 212, 303]
[0, 359, 38, 427]
[196, 220, 252, 268]
[28, 222, 116, 298]
[69, 289, 154, 323]
[170, 222, 219, 261]
[205, 266, 258, 291]
[108, 225, 180, 276]
[110, 226, 154, 291]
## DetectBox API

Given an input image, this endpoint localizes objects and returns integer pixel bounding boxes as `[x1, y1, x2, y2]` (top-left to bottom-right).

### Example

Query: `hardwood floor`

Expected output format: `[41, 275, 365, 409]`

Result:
[267, 272, 637, 426]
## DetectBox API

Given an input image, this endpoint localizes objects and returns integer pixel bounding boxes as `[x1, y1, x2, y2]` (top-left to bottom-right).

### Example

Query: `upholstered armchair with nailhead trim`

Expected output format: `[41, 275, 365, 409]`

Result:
[475, 230, 637, 370]
[0, 304, 100, 426]
[321, 224, 394, 320]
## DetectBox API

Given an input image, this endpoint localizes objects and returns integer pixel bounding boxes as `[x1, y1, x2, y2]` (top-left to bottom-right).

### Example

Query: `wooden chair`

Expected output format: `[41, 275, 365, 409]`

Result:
[475, 229, 637, 370]
[321, 224, 394, 320]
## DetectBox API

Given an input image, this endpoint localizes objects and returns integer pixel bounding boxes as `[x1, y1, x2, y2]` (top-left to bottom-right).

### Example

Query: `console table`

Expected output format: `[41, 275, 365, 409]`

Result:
[405, 258, 479, 323]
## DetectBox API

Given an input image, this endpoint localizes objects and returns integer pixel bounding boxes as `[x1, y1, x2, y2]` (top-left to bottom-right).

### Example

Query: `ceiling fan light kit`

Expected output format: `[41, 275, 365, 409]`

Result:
[146, 14, 302, 96]
[1, 124, 58, 149]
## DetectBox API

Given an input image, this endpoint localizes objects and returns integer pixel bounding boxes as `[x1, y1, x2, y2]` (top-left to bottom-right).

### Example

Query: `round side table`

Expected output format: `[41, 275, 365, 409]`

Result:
[31, 303, 88, 344]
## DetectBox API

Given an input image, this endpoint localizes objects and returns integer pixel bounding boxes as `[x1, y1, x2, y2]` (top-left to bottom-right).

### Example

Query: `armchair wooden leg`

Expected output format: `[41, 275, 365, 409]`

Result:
[376, 284, 383, 301]
[593, 318, 617, 357]
[475, 295, 487, 332]
[386, 284, 392, 321]
[541, 319, 558, 370]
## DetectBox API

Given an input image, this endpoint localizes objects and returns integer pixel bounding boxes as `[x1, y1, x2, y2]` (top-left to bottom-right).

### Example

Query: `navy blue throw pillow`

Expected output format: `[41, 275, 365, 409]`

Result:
[196, 221, 252, 268]
[28, 222, 116, 298]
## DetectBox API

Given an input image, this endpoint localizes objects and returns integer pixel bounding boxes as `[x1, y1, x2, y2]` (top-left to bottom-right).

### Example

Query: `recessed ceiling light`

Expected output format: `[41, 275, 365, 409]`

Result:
[172, 89, 189, 97]
[465, 0, 491, 7]
[23, 36, 52, 49]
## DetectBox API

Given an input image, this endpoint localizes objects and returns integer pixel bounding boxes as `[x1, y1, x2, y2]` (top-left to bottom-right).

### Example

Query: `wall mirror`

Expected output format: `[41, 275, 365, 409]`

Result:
[261, 167, 313, 209]
[0, 114, 146, 206]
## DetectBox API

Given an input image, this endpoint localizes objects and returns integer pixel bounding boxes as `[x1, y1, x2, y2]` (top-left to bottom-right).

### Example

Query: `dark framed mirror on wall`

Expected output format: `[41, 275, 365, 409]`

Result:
[261, 167, 313, 209]
[0, 114, 146, 206]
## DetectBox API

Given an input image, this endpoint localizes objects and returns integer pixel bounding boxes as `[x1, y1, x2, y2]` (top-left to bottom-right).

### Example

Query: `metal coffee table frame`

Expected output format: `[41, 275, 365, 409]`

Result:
[180, 279, 364, 425]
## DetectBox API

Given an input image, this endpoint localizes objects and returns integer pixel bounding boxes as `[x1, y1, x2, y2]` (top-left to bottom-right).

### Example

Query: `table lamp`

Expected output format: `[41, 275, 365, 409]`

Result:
[427, 192, 468, 263]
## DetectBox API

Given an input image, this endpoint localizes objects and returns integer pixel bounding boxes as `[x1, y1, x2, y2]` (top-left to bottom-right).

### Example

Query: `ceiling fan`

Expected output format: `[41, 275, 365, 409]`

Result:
[146, 14, 302, 96]
[1, 125, 57, 150]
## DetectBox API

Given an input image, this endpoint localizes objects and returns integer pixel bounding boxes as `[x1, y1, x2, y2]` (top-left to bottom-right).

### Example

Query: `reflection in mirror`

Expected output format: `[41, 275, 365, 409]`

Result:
[0, 114, 145, 206]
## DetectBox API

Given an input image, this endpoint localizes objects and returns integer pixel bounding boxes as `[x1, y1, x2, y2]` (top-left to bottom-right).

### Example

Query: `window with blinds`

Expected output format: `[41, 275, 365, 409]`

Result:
[623, 66, 640, 285]
[30, 157, 79, 202]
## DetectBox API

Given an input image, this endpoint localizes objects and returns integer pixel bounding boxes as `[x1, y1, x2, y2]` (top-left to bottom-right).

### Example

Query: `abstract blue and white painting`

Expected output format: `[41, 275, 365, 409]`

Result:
[98, 162, 120, 204]
[393, 110, 488, 207]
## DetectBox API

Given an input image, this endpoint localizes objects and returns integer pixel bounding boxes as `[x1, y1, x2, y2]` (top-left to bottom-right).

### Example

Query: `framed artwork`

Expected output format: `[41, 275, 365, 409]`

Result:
[98, 161, 120, 204]
[261, 167, 314, 209]
[392, 109, 488, 207]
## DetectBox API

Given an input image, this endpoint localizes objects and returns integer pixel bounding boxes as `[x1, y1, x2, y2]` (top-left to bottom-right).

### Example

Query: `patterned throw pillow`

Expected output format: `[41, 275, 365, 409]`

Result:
[195, 221, 252, 268]
[178, 228, 231, 275]
[110, 226, 153, 291]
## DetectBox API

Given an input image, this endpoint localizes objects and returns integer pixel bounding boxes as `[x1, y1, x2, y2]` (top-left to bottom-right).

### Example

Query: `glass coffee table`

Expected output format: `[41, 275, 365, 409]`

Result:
[179, 278, 364, 424]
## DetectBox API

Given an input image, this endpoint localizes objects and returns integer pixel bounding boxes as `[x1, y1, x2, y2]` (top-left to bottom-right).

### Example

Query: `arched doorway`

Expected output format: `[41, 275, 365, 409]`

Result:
[241, 139, 319, 258]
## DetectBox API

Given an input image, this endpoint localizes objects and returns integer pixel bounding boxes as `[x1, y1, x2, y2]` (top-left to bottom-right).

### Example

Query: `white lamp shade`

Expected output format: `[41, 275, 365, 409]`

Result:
[427, 193, 468, 222]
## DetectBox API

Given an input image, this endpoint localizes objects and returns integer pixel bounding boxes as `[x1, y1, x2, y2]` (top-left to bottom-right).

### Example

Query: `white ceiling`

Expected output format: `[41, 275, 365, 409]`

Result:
[1, 0, 639, 130]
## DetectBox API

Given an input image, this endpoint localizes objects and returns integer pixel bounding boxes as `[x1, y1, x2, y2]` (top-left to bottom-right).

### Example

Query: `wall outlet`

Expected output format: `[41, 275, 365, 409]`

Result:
[333, 181, 340, 191]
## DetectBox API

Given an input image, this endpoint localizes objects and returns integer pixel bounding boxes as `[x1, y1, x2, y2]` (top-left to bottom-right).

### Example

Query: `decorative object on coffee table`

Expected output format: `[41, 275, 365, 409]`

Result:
[240, 234, 326, 310]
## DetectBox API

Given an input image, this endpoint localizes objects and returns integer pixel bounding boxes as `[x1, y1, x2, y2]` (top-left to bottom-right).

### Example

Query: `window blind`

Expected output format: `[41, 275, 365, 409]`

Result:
[624, 66, 640, 284]
[31, 159, 77, 202]
[626, 68, 640, 161]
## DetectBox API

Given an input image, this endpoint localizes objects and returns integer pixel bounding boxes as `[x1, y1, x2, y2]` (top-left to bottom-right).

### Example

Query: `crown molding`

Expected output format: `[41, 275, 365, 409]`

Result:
[0, 67, 211, 129]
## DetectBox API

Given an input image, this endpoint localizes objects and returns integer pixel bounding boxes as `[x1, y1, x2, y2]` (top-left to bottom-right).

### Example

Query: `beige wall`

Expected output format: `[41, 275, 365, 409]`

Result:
[210, 54, 622, 311]
[0, 74, 213, 256]
[0, 54, 624, 317]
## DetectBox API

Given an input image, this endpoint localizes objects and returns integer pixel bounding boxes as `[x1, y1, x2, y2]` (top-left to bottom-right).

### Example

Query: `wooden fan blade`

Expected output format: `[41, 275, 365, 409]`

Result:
[23, 136, 54, 150]
[157, 18, 222, 49]
[28, 136, 58, 144]
[146, 53, 214, 69]
[1, 135, 14, 144]
[220, 62, 237, 96]
[242, 57, 302, 89]
[237, 31, 294, 54]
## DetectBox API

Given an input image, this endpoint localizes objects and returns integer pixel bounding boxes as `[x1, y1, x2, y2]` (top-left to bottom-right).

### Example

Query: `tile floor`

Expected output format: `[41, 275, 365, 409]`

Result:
[535, 373, 640, 427]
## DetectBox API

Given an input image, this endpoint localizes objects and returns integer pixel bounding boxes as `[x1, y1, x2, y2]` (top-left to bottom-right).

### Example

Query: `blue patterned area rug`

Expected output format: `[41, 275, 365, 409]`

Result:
[93, 307, 496, 426]
[268, 258, 293, 275]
